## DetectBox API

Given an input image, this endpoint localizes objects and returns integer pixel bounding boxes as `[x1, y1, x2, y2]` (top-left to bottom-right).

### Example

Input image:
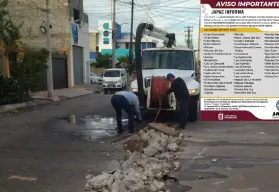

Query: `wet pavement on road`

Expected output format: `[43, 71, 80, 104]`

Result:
[0, 94, 127, 192]
[1, 92, 279, 192]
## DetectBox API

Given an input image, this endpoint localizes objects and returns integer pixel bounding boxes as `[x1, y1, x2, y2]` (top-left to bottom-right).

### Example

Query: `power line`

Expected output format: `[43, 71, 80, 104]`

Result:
[138, 0, 188, 6]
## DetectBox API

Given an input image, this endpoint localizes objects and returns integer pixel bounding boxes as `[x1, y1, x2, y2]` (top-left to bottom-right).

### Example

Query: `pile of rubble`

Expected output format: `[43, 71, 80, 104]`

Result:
[85, 124, 183, 192]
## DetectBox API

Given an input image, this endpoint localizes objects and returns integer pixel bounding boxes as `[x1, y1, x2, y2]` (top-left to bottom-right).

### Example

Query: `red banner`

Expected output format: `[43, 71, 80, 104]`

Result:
[200, 110, 278, 121]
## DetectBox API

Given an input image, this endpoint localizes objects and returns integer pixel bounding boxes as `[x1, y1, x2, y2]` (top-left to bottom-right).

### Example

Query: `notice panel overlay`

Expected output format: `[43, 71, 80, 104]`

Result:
[200, 0, 279, 121]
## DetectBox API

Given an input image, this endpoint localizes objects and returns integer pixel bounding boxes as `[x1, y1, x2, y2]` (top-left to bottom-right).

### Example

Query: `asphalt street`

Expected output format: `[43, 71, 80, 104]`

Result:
[1, 92, 279, 192]
[0, 93, 123, 192]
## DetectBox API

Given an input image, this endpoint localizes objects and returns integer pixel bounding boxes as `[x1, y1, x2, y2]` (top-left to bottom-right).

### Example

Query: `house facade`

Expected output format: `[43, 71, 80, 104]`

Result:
[1, 0, 90, 89]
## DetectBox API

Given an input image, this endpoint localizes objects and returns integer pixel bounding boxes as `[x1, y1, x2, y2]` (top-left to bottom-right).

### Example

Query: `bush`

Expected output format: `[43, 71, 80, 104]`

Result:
[0, 76, 21, 105]
[12, 48, 49, 93]
[0, 48, 49, 105]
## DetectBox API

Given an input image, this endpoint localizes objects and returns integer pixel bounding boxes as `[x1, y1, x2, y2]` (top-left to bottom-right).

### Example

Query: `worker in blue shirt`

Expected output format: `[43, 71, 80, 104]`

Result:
[165, 73, 189, 129]
[111, 91, 142, 134]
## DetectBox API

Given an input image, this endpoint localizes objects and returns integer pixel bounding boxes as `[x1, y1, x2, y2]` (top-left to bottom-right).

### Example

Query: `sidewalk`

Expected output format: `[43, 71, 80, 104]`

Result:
[0, 84, 102, 113]
[32, 84, 102, 101]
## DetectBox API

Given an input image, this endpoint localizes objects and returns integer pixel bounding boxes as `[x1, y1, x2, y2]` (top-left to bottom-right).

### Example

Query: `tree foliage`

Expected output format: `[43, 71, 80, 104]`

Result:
[0, 0, 22, 48]
[0, 48, 49, 105]
[92, 52, 112, 68]
[116, 55, 128, 68]
[0, 1, 49, 105]
[91, 53, 135, 75]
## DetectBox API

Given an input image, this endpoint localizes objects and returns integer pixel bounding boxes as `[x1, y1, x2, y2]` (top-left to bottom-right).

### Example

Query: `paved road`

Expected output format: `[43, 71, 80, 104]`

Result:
[0, 93, 125, 192]
[1, 92, 279, 192]
[171, 121, 279, 192]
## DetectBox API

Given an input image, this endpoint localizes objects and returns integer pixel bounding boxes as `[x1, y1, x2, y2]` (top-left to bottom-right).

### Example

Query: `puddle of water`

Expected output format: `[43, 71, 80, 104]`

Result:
[55, 115, 128, 141]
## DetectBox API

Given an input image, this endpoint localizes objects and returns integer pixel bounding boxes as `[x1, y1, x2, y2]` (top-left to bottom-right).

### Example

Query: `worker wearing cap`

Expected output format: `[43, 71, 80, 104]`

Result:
[165, 73, 189, 129]
[111, 91, 142, 134]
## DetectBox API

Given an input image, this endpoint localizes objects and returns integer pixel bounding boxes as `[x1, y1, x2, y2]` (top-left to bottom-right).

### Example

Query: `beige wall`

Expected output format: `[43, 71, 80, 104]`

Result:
[8, 0, 70, 52]
[89, 32, 97, 52]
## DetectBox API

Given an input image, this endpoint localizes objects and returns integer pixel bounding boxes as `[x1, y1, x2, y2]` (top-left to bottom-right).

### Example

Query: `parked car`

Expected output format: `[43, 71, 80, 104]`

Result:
[102, 68, 128, 94]
[90, 72, 103, 84]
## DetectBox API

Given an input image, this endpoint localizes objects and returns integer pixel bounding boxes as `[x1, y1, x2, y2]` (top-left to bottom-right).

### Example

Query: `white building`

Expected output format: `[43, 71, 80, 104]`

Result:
[69, 1, 90, 85]
[97, 20, 114, 51]
[97, 20, 158, 52]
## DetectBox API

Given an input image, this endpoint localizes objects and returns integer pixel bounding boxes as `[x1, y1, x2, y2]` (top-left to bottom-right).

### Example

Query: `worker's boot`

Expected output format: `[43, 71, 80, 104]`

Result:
[128, 129, 135, 134]
[117, 128, 124, 134]
[176, 122, 186, 130]
[176, 126, 185, 130]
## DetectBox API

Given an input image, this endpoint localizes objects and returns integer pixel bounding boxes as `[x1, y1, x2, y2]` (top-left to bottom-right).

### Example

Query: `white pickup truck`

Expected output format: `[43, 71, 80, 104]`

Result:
[130, 48, 200, 121]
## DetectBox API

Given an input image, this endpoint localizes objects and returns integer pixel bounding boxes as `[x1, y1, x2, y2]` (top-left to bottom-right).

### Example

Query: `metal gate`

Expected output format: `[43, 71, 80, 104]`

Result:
[52, 55, 68, 89]
[38, 55, 68, 91]
[73, 46, 83, 85]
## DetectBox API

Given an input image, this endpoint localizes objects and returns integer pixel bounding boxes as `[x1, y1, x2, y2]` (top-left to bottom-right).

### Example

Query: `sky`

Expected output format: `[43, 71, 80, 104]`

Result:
[83, 0, 200, 48]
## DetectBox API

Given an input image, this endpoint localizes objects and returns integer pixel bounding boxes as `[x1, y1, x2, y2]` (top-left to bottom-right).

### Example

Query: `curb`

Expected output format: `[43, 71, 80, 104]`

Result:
[0, 89, 103, 114]
[0, 101, 37, 113]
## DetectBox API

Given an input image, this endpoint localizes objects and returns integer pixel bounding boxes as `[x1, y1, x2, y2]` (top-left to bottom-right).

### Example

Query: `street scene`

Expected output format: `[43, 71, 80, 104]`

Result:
[1, 0, 279, 192]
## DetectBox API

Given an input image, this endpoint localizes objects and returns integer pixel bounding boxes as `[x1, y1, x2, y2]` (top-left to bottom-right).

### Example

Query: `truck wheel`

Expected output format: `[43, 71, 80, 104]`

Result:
[188, 100, 198, 121]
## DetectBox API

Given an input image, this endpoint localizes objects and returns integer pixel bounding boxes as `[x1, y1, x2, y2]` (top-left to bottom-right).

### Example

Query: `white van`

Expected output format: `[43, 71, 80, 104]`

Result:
[102, 68, 127, 94]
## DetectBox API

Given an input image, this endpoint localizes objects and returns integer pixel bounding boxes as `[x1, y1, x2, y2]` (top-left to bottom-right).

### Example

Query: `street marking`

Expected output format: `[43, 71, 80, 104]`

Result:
[8, 175, 38, 181]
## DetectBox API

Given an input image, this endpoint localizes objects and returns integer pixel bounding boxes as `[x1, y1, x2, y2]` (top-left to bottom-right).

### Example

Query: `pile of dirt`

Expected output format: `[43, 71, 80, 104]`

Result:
[123, 134, 148, 152]
[84, 126, 183, 192]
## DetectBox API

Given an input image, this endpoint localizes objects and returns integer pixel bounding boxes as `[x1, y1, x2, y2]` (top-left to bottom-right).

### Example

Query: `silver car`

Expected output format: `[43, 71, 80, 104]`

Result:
[90, 72, 103, 84]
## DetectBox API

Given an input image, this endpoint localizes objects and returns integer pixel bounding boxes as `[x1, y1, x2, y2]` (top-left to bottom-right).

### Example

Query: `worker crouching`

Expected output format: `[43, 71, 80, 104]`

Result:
[111, 91, 142, 134]
[165, 73, 189, 129]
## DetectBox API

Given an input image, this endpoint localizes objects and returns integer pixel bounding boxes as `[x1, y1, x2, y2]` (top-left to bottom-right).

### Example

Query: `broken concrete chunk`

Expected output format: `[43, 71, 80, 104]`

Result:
[129, 183, 146, 192]
[167, 143, 179, 152]
[173, 161, 180, 170]
[113, 170, 124, 181]
[152, 180, 166, 190]
[88, 172, 112, 190]
[143, 142, 162, 157]
[147, 183, 157, 192]
[149, 123, 178, 136]
[171, 134, 183, 145]
[86, 174, 93, 180]
[102, 188, 109, 192]
[111, 180, 129, 192]
[84, 183, 92, 191]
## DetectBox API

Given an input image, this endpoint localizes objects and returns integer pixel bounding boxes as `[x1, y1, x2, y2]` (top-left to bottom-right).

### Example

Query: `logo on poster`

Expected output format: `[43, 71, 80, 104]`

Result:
[218, 113, 224, 120]
[217, 113, 237, 120]
[272, 100, 279, 118]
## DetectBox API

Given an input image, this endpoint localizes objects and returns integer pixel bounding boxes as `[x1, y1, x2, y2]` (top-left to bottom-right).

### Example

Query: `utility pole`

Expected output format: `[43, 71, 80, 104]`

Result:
[111, 0, 116, 68]
[185, 26, 193, 49]
[45, 0, 53, 98]
[128, 0, 134, 66]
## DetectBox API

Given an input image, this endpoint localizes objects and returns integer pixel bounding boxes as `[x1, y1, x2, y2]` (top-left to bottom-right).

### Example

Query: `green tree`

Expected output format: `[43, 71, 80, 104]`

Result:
[0, 48, 49, 105]
[116, 55, 129, 68]
[0, 0, 22, 48]
[92, 53, 112, 68]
